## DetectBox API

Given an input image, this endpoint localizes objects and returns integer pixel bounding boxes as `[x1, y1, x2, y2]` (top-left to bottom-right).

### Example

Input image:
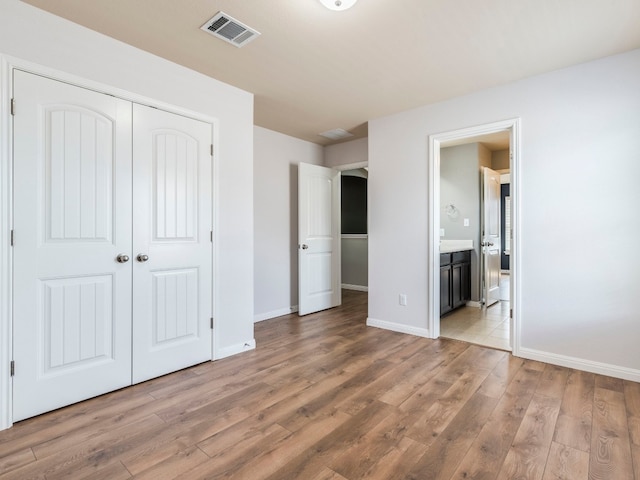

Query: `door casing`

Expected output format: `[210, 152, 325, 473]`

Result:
[0, 55, 219, 431]
[428, 118, 521, 354]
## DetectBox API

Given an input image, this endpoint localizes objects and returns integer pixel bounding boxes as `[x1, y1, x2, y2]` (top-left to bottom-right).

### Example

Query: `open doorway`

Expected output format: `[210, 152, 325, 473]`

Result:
[340, 167, 368, 293]
[428, 119, 520, 353]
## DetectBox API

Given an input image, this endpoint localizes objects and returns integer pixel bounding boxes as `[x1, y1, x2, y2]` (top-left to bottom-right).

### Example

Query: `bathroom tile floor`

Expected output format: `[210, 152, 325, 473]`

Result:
[440, 274, 511, 351]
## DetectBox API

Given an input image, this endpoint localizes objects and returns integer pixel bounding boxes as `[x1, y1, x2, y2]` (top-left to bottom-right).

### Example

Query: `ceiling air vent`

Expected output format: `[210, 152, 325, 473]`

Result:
[319, 128, 354, 141]
[200, 12, 260, 48]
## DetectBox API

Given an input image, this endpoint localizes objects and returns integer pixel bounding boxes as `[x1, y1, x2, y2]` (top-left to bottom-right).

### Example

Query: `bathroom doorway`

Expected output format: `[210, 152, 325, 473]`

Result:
[428, 119, 520, 353]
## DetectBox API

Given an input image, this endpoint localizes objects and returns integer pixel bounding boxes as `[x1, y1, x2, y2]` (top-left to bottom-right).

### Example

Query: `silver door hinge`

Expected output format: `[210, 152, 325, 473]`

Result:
[210, 317, 214, 329]
[10, 98, 15, 116]
[10, 230, 14, 246]
[210, 231, 213, 243]
[210, 144, 213, 157]
[510, 308, 513, 319]
[10, 361, 15, 376]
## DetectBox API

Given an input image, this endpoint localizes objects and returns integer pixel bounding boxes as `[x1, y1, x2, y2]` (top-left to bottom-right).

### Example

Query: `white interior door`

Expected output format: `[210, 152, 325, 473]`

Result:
[482, 166, 501, 308]
[131, 104, 213, 383]
[298, 163, 341, 316]
[12, 71, 133, 421]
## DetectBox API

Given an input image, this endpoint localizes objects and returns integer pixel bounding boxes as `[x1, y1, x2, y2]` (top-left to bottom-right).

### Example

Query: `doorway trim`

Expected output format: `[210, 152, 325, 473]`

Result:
[427, 118, 521, 355]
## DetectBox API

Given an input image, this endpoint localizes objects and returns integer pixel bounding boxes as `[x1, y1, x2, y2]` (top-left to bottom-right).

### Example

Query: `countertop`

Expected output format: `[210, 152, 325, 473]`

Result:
[440, 239, 473, 253]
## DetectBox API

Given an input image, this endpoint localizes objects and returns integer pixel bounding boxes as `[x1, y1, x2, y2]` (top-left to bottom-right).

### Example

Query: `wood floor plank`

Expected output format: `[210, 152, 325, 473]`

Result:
[310, 467, 349, 480]
[28, 393, 159, 460]
[195, 423, 292, 476]
[399, 391, 500, 480]
[632, 444, 640, 480]
[595, 374, 625, 393]
[0, 389, 157, 459]
[1, 415, 164, 480]
[0, 448, 35, 476]
[624, 380, 640, 448]
[536, 364, 571, 400]
[119, 380, 308, 475]
[327, 408, 423, 478]
[495, 393, 562, 480]
[449, 364, 543, 479]
[356, 436, 427, 480]
[263, 401, 395, 480]
[377, 339, 468, 406]
[554, 370, 595, 453]
[72, 461, 133, 480]
[1, 290, 638, 480]
[229, 407, 356, 480]
[542, 441, 589, 480]
[277, 358, 396, 432]
[404, 348, 504, 445]
[476, 354, 526, 399]
[131, 445, 209, 480]
[589, 387, 634, 480]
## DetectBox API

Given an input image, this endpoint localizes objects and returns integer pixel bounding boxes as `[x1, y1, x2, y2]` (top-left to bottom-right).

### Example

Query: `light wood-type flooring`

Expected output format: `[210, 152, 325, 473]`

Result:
[1, 290, 639, 479]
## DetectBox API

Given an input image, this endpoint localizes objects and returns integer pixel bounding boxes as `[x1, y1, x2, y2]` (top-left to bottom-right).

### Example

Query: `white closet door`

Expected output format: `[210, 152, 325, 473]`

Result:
[12, 71, 133, 421]
[131, 104, 213, 384]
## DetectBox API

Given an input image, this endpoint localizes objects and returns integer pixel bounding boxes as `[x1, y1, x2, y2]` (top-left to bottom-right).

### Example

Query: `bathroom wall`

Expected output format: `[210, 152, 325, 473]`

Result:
[440, 142, 490, 301]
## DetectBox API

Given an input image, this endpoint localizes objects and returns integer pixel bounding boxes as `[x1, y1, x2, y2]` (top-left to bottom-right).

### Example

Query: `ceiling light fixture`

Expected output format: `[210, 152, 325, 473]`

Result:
[318, 0, 358, 11]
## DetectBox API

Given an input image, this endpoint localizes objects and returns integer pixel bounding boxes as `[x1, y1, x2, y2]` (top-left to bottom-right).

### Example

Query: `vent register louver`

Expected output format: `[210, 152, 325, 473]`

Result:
[200, 12, 261, 47]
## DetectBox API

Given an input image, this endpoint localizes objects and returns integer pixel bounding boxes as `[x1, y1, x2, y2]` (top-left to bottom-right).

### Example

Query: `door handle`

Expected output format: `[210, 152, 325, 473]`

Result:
[116, 254, 130, 263]
[136, 254, 149, 262]
[300, 244, 309, 250]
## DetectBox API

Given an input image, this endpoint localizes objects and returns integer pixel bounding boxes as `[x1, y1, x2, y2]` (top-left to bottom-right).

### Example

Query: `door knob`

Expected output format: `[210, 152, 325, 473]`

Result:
[300, 244, 309, 250]
[137, 254, 149, 262]
[116, 254, 130, 263]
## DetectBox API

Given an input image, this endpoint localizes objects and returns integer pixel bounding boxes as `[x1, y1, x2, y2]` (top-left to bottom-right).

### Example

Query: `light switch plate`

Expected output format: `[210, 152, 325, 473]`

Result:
[463, 218, 470, 227]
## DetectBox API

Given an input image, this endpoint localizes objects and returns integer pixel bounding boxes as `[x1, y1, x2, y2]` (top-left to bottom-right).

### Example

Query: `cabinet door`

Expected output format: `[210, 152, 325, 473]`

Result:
[452, 263, 464, 308]
[461, 261, 471, 302]
[13, 71, 133, 421]
[440, 266, 452, 315]
[131, 104, 213, 384]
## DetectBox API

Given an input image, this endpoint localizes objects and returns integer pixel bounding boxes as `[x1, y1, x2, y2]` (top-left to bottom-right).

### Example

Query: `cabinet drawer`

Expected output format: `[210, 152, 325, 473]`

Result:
[440, 253, 452, 266]
[452, 250, 470, 264]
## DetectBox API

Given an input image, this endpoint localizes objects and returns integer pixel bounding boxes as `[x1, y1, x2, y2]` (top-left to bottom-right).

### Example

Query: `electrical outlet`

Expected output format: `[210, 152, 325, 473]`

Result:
[440, 228, 445, 237]
[399, 294, 408, 306]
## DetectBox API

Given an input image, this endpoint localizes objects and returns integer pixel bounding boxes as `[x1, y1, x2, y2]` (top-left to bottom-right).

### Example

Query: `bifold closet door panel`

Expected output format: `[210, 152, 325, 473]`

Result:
[12, 71, 133, 421]
[131, 104, 213, 384]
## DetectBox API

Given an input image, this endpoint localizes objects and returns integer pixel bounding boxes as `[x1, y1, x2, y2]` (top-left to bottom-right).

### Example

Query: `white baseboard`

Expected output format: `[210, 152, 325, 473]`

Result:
[518, 347, 640, 383]
[254, 306, 299, 323]
[366, 317, 430, 338]
[465, 301, 482, 308]
[216, 339, 256, 360]
[342, 284, 368, 292]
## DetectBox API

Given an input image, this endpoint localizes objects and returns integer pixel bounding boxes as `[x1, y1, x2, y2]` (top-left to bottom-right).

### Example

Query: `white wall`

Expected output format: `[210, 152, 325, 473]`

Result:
[368, 48, 640, 379]
[342, 238, 368, 288]
[325, 137, 368, 168]
[253, 126, 323, 321]
[0, 0, 255, 428]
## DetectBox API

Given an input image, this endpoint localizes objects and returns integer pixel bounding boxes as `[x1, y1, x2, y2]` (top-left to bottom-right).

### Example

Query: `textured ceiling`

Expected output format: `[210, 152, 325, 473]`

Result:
[22, 0, 640, 145]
